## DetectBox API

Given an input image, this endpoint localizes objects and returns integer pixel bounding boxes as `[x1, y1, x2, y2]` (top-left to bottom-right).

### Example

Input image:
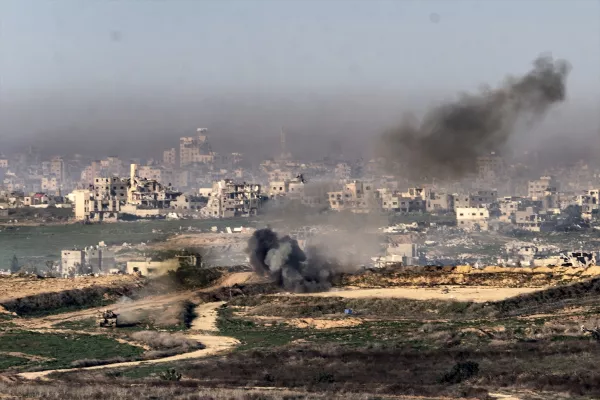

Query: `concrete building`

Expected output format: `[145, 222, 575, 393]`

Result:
[50, 157, 65, 181]
[0, 159, 8, 168]
[454, 190, 497, 209]
[163, 148, 177, 167]
[81, 161, 102, 185]
[41, 177, 59, 194]
[206, 179, 263, 218]
[386, 243, 419, 265]
[171, 194, 204, 210]
[127, 164, 180, 209]
[60, 250, 84, 276]
[456, 207, 490, 231]
[23, 193, 50, 206]
[498, 197, 521, 223]
[528, 176, 559, 200]
[61, 246, 117, 276]
[268, 169, 295, 182]
[73, 189, 120, 222]
[126, 259, 179, 277]
[425, 191, 454, 212]
[268, 175, 306, 199]
[381, 190, 425, 213]
[328, 180, 380, 213]
[93, 177, 129, 202]
[514, 206, 557, 232]
[137, 166, 163, 182]
[179, 128, 214, 167]
[477, 153, 504, 180]
[579, 189, 599, 221]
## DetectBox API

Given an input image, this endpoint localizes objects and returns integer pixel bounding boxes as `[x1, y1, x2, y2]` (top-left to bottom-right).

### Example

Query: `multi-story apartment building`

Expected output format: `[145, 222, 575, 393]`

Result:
[327, 180, 380, 213]
[528, 176, 559, 200]
[41, 177, 60, 194]
[579, 189, 599, 221]
[50, 157, 65, 181]
[453, 190, 498, 209]
[477, 152, 504, 180]
[163, 148, 177, 167]
[179, 128, 214, 167]
[73, 189, 120, 222]
[206, 179, 263, 218]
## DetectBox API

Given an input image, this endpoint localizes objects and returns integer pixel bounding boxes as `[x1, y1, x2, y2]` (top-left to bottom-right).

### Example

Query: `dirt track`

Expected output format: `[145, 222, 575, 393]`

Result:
[293, 286, 543, 302]
[18, 302, 238, 380]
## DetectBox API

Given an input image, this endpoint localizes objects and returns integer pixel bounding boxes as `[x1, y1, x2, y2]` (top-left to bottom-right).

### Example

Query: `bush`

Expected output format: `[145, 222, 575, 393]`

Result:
[440, 361, 480, 384]
[159, 368, 182, 381]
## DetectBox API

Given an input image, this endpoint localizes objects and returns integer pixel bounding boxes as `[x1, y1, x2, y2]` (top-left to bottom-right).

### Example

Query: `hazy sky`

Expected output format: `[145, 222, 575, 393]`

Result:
[0, 0, 599, 158]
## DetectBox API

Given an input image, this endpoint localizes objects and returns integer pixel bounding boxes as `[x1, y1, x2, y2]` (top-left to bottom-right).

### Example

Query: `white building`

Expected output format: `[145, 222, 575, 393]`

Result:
[73, 189, 120, 222]
[456, 207, 490, 231]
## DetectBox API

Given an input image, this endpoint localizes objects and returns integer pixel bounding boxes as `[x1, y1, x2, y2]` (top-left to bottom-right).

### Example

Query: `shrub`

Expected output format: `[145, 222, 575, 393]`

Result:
[159, 368, 182, 381]
[440, 361, 480, 384]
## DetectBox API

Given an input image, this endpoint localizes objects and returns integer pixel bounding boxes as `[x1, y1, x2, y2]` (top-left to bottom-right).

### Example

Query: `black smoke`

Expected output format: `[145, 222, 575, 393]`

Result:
[379, 54, 571, 180]
[246, 228, 338, 293]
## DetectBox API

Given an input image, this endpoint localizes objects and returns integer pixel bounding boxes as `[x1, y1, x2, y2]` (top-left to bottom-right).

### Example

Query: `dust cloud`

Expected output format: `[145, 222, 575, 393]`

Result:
[246, 228, 360, 293]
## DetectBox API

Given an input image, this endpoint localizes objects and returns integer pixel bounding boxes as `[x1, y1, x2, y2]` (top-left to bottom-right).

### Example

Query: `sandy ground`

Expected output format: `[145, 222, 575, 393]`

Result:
[288, 317, 363, 329]
[191, 301, 225, 331]
[18, 301, 238, 380]
[290, 286, 543, 302]
[149, 232, 250, 250]
[0, 275, 139, 303]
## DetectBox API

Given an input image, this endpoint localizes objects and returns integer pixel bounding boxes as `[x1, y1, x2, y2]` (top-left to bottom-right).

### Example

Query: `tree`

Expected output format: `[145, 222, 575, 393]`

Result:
[10, 255, 19, 274]
[45, 260, 60, 277]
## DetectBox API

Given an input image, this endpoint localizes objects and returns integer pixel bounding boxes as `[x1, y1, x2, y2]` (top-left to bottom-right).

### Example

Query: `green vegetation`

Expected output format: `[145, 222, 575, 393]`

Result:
[52, 318, 97, 330]
[217, 306, 483, 352]
[0, 330, 144, 371]
[0, 354, 30, 370]
[231, 295, 492, 320]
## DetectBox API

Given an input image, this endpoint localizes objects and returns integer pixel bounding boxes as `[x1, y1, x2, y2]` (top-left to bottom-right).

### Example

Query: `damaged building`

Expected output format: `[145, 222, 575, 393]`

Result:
[206, 179, 263, 218]
[61, 245, 117, 276]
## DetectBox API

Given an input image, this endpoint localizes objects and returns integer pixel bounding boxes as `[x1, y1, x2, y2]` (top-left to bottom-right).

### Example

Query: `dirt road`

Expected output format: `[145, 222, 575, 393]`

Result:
[18, 302, 238, 380]
[292, 286, 542, 302]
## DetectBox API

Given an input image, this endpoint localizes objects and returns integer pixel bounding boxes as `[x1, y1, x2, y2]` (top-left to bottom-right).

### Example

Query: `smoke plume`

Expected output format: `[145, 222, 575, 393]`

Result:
[379, 55, 571, 180]
[246, 228, 340, 293]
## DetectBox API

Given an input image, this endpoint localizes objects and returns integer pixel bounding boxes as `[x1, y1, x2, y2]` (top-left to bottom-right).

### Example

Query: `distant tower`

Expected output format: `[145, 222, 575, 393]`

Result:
[279, 127, 292, 161]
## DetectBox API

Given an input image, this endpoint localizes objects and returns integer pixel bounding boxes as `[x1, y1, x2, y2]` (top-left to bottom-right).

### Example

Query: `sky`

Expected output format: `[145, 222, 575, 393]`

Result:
[0, 0, 599, 159]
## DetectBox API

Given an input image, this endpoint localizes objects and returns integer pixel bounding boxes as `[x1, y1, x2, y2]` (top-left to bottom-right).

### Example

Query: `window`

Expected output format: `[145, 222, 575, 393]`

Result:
[459, 213, 464, 216]
[480, 213, 484, 216]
